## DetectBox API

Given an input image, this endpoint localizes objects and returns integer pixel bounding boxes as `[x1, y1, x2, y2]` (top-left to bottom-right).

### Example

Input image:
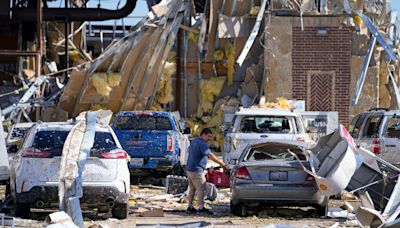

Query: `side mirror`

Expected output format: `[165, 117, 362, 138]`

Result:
[183, 127, 191, 134]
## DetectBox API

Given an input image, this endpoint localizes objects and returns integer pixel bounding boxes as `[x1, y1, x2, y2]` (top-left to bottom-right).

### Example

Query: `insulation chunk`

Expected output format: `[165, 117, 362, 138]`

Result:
[91, 73, 112, 97]
[199, 76, 226, 114]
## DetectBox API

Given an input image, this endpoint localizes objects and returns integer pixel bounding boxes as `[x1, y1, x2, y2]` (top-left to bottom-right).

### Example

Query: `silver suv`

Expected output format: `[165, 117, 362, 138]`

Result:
[348, 108, 400, 166]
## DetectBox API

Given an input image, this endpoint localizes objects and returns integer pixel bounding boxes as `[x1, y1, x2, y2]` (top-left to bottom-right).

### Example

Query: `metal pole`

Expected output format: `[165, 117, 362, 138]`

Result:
[176, 29, 182, 111]
[64, 0, 69, 81]
[36, 0, 42, 78]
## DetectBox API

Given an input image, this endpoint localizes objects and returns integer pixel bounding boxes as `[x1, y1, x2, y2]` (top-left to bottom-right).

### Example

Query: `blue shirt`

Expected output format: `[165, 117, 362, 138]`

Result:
[186, 137, 211, 173]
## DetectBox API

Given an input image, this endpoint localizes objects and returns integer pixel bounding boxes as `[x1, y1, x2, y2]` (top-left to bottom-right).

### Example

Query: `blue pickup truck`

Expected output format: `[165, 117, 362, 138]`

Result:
[111, 111, 189, 175]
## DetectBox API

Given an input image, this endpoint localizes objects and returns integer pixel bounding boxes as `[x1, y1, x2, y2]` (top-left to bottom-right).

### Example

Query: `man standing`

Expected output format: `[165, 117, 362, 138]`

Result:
[186, 128, 226, 213]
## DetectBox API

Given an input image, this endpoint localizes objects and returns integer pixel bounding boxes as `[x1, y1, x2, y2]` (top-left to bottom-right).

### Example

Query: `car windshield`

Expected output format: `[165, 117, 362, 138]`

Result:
[113, 115, 172, 130]
[239, 116, 293, 133]
[244, 143, 306, 161]
[31, 130, 117, 156]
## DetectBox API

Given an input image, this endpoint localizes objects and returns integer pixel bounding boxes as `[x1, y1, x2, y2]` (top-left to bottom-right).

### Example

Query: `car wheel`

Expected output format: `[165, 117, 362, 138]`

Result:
[230, 202, 247, 217]
[316, 204, 328, 217]
[112, 203, 128, 219]
[172, 162, 184, 176]
[14, 202, 30, 218]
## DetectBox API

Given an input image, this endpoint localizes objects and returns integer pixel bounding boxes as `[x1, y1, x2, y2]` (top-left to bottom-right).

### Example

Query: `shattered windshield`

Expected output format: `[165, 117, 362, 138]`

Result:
[10, 127, 31, 140]
[113, 115, 172, 130]
[240, 116, 293, 133]
[31, 130, 117, 156]
[244, 144, 306, 161]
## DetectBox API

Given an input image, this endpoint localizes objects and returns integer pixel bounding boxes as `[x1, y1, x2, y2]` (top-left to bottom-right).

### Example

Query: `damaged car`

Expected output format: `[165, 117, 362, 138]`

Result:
[10, 122, 130, 219]
[223, 108, 312, 168]
[230, 141, 328, 217]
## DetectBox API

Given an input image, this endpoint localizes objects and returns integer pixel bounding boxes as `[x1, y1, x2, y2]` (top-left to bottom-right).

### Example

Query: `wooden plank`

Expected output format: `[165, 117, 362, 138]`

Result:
[205, 0, 223, 62]
[148, 14, 185, 108]
[120, 0, 182, 110]
[133, 2, 184, 110]
[185, 62, 227, 75]
[107, 29, 153, 112]
[119, 27, 164, 111]
[71, 31, 138, 116]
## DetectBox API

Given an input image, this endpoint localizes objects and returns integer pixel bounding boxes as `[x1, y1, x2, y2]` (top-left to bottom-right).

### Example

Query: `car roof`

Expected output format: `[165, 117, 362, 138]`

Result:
[34, 122, 110, 132]
[115, 111, 171, 117]
[12, 122, 35, 128]
[235, 108, 298, 117]
[359, 109, 400, 116]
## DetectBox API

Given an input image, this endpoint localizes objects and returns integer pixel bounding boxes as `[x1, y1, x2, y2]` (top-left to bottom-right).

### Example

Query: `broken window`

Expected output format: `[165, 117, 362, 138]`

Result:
[240, 116, 293, 133]
[244, 143, 305, 161]
[113, 116, 172, 131]
[31, 130, 117, 157]
[349, 114, 364, 138]
[385, 116, 400, 138]
[362, 115, 383, 138]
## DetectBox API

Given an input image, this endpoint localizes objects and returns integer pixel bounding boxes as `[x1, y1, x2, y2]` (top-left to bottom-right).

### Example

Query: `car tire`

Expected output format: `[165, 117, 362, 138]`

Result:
[172, 162, 184, 176]
[230, 202, 247, 217]
[112, 203, 128, 219]
[316, 204, 328, 217]
[14, 202, 30, 218]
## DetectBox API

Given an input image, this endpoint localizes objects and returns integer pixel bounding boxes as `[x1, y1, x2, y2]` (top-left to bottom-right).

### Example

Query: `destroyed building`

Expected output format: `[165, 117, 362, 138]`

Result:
[0, 0, 399, 150]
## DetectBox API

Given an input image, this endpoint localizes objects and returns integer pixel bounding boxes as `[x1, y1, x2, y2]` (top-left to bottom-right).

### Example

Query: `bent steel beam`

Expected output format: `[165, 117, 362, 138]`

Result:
[12, 0, 137, 22]
[352, 37, 377, 106]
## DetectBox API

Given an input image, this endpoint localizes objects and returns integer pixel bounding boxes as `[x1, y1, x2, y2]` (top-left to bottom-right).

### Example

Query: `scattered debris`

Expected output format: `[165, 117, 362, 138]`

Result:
[138, 207, 164, 217]
[45, 211, 79, 228]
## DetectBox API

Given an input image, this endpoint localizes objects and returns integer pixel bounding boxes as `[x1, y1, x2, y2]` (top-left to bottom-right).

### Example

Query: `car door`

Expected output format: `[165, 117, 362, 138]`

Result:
[348, 113, 365, 141]
[381, 114, 400, 165]
[358, 114, 383, 151]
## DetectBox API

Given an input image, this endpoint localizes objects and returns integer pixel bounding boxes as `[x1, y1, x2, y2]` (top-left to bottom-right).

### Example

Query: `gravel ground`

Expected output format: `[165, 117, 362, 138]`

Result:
[0, 185, 358, 228]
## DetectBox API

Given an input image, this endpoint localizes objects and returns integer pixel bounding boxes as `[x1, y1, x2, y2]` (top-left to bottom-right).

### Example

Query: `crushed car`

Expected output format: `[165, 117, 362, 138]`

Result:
[224, 108, 312, 167]
[230, 140, 328, 217]
[9, 121, 130, 219]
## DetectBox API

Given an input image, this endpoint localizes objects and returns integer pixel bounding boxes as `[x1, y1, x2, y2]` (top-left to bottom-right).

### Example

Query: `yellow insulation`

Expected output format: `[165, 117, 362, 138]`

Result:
[69, 50, 81, 62]
[250, 7, 260, 16]
[92, 73, 112, 97]
[199, 76, 226, 114]
[150, 103, 163, 111]
[188, 32, 199, 44]
[354, 16, 363, 25]
[156, 61, 176, 105]
[258, 97, 293, 109]
[91, 72, 121, 97]
[90, 104, 107, 111]
[107, 72, 122, 87]
[214, 50, 225, 61]
[187, 96, 241, 151]
[225, 43, 235, 85]
[186, 119, 202, 137]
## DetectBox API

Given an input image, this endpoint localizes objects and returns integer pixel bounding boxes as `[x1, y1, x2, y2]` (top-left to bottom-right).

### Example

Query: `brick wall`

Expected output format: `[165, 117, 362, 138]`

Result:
[292, 27, 352, 125]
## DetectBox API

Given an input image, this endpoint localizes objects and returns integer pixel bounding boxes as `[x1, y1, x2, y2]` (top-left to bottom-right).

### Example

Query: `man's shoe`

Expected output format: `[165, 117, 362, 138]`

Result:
[186, 206, 197, 213]
[197, 207, 210, 213]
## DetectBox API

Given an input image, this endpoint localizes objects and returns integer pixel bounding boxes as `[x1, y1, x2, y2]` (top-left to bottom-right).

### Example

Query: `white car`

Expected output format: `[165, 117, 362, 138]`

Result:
[224, 108, 312, 166]
[10, 122, 130, 219]
[348, 108, 400, 166]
